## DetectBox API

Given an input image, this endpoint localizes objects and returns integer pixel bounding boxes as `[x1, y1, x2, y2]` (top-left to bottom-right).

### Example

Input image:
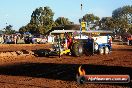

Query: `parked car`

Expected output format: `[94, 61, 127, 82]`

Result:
[24, 36, 33, 44]
[39, 37, 48, 44]
[32, 35, 48, 44]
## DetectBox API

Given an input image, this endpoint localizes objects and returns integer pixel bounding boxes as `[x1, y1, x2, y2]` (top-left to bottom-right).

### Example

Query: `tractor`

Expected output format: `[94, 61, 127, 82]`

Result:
[35, 30, 112, 57]
[35, 21, 112, 57]
[35, 33, 84, 57]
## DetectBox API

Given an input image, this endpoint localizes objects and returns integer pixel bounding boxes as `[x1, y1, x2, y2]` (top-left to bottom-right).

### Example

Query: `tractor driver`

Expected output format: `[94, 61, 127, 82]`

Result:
[67, 36, 72, 48]
[63, 33, 72, 49]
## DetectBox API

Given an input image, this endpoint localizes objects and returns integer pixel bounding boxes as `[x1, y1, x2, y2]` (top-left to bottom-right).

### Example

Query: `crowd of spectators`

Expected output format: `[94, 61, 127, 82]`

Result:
[0, 34, 48, 44]
[0, 34, 21, 44]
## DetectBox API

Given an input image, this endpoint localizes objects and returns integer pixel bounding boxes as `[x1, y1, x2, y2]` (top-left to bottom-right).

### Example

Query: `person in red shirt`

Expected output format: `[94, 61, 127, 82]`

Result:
[67, 36, 72, 49]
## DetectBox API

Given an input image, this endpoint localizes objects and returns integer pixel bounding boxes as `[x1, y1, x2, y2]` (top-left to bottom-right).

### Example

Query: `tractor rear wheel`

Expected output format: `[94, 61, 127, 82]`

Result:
[72, 42, 83, 57]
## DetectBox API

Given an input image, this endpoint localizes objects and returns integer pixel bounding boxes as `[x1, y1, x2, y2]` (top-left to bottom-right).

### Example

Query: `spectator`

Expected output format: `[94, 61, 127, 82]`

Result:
[3, 35, 6, 44]
[6, 36, 11, 44]
[0, 35, 4, 44]
[14, 35, 17, 44]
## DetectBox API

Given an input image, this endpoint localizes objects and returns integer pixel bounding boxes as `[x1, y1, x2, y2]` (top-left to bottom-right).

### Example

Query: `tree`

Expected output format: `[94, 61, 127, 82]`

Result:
[19, 25, 29, 34]
[112, 5, 132, 23]
[79, 14, 100, 29]
[55, 17, 73, 26]
[128, 24, 132, 34]
[80, 14, 100, 24]
[30, 6, 54, 34]
[100, 17, 115, 30]
[4, 25, 16, 34]
[112, 5, 132, 34]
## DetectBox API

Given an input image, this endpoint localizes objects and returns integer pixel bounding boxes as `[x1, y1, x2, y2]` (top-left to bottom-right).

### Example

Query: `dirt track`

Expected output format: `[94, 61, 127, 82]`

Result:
[0, 44, 132, 88]
[0, 44, 51, 51]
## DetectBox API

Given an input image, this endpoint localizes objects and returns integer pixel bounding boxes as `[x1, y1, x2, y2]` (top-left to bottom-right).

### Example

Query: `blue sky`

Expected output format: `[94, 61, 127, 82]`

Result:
[0, 0, 132, 30]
